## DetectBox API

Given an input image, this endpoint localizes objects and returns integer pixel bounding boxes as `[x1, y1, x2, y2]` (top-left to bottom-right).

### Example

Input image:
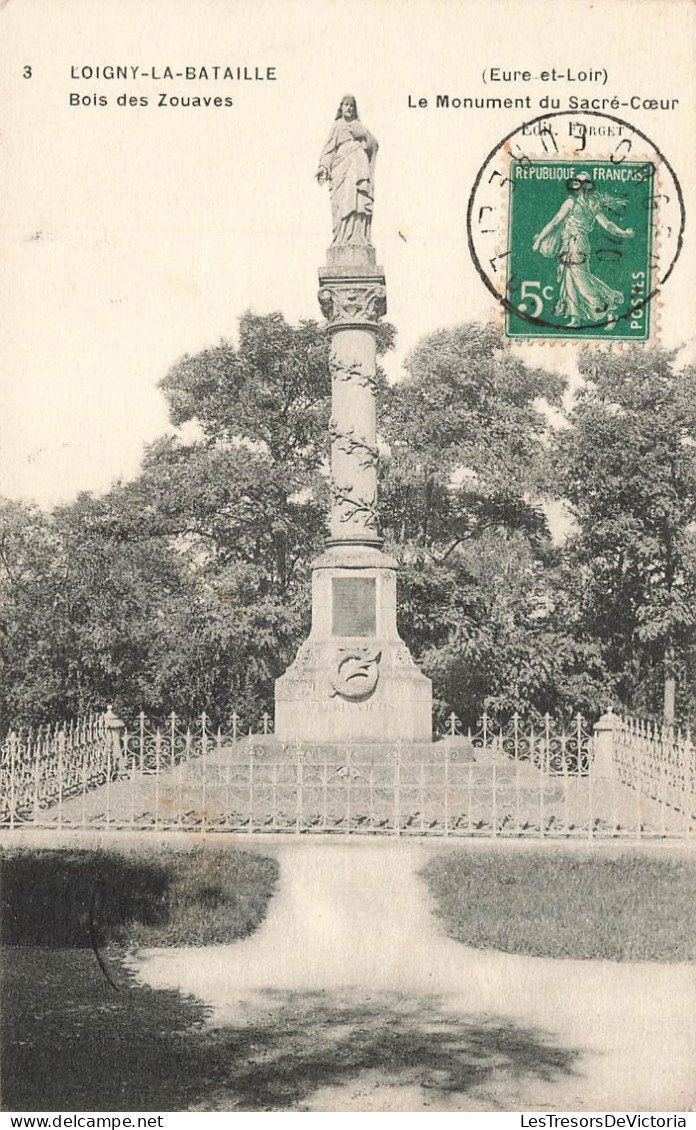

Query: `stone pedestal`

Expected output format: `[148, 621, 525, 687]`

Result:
[275, 544, 432, 743]
[275, 243, 432, 744]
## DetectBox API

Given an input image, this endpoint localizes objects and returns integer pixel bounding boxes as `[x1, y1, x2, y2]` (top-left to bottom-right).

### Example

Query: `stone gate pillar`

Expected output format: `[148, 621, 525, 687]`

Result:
[274, 99, 432, 744]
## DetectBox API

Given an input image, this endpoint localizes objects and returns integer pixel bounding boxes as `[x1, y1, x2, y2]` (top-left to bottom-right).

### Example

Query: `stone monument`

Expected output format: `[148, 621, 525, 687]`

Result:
[274, 95, 432, 744]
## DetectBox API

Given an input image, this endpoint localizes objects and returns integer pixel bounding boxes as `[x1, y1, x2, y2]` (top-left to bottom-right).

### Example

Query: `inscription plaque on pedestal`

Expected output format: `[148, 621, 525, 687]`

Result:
[332, 577, 376, 636]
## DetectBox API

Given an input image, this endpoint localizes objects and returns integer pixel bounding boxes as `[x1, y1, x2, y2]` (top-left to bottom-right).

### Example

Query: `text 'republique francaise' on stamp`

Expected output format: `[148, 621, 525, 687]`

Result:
[467, 110, 685, 343]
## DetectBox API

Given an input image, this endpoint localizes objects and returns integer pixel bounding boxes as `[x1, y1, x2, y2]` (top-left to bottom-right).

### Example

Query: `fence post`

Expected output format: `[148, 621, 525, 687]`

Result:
[591, 705, 621, 835]
[57, 728, 65, 830]
[393, 746, 401, 837]
[139, 711, 146, 775]
[154, 728, 161, 830]
[33, 737, 41, 825]
[9, 731, 17, 830]
[104, 705, 126, 776]
[295, 746, 303, 835]
[684, 730, 695, 835]
[443, 751, 450, 836]
[248, 745, 255, 835]
[201, 712, 208, 835]
[592, 706, 621, 781]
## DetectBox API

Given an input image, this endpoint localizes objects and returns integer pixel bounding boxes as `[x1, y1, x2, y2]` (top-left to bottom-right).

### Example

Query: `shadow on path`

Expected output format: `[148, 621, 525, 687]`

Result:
[197, 990, 579, 1111]
[3, 948, 579, 1111]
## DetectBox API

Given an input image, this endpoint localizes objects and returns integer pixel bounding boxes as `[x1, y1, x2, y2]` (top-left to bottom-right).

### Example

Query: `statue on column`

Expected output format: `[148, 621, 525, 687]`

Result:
[275, 94, 433, 745]
[316, 95, 378, 246]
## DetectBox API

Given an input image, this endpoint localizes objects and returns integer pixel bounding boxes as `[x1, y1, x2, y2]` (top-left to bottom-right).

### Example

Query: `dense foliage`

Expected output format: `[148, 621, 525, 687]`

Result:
[552, 347, 696, 723]
[1, 314, 694, 733]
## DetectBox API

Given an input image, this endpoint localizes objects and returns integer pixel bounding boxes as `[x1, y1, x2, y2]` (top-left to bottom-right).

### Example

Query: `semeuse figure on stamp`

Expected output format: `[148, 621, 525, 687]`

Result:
[316, 95, 378, 246]
[532, 172, 634, 328]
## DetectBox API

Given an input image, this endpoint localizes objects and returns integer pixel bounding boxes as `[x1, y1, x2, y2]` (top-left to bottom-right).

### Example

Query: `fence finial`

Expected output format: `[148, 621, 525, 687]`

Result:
[104, 705, 124, 731]
[596, 703, 620, 727]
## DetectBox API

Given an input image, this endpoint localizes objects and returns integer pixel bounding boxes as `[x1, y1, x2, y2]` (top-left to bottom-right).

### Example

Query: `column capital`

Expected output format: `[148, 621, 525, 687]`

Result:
[318, 267, 387, 329]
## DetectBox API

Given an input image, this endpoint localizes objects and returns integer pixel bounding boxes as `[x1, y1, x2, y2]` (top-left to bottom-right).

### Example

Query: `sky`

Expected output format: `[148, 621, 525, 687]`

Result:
[1, 0, 694, 508]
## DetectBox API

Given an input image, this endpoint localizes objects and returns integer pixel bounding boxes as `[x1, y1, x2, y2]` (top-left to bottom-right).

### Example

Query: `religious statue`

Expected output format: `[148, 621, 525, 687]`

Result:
[316, 95, 378, 246]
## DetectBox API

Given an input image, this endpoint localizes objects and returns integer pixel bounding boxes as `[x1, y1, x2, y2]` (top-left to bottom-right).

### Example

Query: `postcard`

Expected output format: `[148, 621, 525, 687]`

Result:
[1, 0, 695, 1117]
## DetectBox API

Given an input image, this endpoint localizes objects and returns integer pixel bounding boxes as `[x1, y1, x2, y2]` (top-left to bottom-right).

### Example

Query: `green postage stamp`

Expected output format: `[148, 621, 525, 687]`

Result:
[505, 159, 654, 341]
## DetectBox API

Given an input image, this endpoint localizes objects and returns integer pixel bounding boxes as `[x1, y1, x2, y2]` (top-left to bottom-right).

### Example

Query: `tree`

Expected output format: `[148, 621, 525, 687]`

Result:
[0, 313, 400, 731]
[378, 322, 564, 554]
[413, 532, 611, 728]
[375, 321, 605, 726]
[143, 312, 334, 592]
[553, 346, 696, 724]
[0, 500, 66, 732]
[0, 495, 189, 728]
[5, 316, 647, 732]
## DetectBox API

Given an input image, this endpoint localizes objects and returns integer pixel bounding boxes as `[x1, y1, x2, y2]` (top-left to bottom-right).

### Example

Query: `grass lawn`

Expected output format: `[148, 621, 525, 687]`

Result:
[1, 844, 279, 948]
[422, 848, 696, 962]
[4, 947, 212, 1110]
[1, 844, 279, 1110]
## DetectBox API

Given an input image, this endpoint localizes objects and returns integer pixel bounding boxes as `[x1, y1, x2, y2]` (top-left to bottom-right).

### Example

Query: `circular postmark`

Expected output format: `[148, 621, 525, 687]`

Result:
[467, 111, 685, 341]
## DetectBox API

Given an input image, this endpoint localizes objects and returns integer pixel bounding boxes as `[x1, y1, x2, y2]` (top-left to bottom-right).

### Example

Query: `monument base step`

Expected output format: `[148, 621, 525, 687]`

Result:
[206, 734, 478, 766]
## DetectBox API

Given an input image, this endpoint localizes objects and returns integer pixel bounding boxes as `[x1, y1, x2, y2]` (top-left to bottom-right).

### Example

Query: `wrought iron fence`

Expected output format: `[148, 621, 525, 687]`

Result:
[614, 716, 696, 823]
[0, 714, 109, 827]
[1, 707, 692, 837]
[450, 711, 592, 774]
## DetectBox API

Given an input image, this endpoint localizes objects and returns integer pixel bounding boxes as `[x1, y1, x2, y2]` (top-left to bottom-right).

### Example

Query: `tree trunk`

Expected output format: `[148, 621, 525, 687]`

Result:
[421, 478, 433, 547]
[663, 642, 676, 728]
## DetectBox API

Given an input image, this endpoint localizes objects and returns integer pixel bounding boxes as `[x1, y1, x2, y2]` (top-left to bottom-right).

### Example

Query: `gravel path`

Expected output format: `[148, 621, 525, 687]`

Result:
[133, 840, 696, 1111]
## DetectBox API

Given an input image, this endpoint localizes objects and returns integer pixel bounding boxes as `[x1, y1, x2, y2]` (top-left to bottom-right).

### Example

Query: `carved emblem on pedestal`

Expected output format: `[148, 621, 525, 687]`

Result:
[330, 647, 382, 701]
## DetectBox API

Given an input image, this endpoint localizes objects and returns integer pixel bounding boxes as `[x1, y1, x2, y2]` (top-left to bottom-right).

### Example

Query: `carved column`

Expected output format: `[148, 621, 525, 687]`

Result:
[318, 268, 386, 545]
